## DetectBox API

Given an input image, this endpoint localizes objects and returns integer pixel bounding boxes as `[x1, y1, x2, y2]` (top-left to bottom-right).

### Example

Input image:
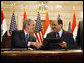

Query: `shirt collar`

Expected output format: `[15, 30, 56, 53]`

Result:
[58, 29, 63, 37]
[24, 30, 29, 36]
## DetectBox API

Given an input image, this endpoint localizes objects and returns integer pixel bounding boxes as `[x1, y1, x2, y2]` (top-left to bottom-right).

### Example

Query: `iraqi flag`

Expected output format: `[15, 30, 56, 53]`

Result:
[22, 9, 27, 30]
[44, 10, 51, 38]
[1, 9, 7, 41]
[71, 10, 77, 40]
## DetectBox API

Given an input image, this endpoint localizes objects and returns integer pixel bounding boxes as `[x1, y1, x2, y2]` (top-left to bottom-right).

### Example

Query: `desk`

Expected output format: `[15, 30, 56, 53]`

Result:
[1, 50, 83, 62]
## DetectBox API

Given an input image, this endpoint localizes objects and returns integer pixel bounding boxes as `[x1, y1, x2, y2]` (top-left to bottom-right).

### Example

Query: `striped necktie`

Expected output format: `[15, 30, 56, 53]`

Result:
[25, 34, 29, 42]
[56, 32, 60, 38]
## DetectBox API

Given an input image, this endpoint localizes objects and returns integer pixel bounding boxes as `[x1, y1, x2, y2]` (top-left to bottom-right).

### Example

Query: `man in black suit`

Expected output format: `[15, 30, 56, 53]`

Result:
[40, 19, 77, 50]
[76, 21, 83, 49]
[11, 19, 37, 48]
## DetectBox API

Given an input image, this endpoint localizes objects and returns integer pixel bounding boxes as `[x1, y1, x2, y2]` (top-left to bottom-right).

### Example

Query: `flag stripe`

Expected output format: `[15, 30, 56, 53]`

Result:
[22, 10, 27, 30]
[71, 11, 76, 33]
[73, 26, 77, 40]
[37, 33, 41, 43]
[39, 31, 42, 43]
[35, 33, 40, 43]
[23, 10, 27, 21]
[1, 9, 4, 24]
[40, 31, 43, 42]
[44, 24, 51, 38]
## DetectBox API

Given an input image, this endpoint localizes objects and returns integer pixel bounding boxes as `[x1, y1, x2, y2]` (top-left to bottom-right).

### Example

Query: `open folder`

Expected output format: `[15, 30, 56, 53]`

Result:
[43, 38, 62, 43]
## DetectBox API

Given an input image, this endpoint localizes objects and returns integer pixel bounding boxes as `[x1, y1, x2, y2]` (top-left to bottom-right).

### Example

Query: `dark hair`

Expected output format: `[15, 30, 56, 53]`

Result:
[57, 19, 63, 25]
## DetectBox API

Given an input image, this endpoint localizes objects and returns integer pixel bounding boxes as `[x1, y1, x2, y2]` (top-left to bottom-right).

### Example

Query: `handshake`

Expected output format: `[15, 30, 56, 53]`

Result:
[30, 42, 42, 49]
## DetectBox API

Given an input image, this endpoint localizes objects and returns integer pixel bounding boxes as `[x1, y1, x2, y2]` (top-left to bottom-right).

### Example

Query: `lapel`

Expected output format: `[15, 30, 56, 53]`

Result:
[60, 30, 65, 39]
[52, 32, 56, 38]
[21, 30, 25, 40]
[29, 33, 31, 39]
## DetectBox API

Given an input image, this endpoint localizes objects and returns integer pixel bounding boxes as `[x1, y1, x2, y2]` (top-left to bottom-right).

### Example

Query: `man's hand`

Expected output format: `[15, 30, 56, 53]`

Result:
[58, 41, 67, 48]
[30, 42, 35, 46]
[30, 42, 42, 49]
[34, 42, 42, 49]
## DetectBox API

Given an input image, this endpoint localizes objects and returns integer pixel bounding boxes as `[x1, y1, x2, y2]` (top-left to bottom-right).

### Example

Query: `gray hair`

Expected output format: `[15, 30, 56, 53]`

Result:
[23, 19, 32, 28]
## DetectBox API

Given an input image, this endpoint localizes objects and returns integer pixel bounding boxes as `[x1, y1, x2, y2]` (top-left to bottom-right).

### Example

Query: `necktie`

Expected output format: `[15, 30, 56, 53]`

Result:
[25, 34, 29, 42]
[56, 32, 60, 38]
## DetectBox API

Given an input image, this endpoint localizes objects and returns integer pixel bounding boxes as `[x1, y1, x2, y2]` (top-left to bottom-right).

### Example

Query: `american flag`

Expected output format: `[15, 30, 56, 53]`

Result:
[35, 12, 43, 44]
[9, 13, 17, 35]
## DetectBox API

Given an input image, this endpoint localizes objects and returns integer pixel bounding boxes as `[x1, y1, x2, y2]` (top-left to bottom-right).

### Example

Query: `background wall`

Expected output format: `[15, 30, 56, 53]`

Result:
[1, 1, 83, 35]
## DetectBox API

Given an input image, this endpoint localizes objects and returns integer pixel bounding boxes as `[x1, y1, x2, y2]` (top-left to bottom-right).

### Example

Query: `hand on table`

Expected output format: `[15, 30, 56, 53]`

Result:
[58, 41, 67, 48]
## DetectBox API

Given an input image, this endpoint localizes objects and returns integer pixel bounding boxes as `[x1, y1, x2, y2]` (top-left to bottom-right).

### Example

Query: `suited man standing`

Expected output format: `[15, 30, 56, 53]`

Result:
[40, 19, 77, 50]
[76, 21, 83, 49]
[11, 19, 37, 48]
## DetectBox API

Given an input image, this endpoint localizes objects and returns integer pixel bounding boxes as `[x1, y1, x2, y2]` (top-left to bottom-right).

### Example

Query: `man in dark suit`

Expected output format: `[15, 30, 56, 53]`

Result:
[76, 21, 83, 49]
[11, 19, 37, 48]
[40, 19, 77, 50]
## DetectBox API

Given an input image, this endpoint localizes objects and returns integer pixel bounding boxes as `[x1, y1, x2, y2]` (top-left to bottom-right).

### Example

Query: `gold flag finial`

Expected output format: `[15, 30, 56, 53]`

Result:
[73, 6, 75, 14]
[37, 8, 40, 13]
[73, 10, 75, 14]
[46, 9, 48, 13]
[58, 11, 60, 15]
[24, 9, 26, 12]
[13, 8, 15, 13]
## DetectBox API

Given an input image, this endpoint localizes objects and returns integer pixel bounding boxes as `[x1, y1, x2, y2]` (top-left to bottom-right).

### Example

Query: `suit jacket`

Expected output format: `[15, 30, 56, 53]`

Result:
[76, 21, 83, 49]
[40, 30, 77, 50]
[11, 30, 36, 48]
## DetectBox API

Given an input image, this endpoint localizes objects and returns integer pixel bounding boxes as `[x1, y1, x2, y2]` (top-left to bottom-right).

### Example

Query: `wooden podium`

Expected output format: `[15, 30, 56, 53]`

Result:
[1, 49, 83, 62]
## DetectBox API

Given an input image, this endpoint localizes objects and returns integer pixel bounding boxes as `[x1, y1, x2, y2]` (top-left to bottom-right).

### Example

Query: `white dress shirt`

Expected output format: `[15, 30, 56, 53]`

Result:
[56, 29, 63, 38]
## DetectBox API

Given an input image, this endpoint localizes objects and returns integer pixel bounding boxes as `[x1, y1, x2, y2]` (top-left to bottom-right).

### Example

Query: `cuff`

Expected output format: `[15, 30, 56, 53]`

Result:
[27, 42, 31, 47]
